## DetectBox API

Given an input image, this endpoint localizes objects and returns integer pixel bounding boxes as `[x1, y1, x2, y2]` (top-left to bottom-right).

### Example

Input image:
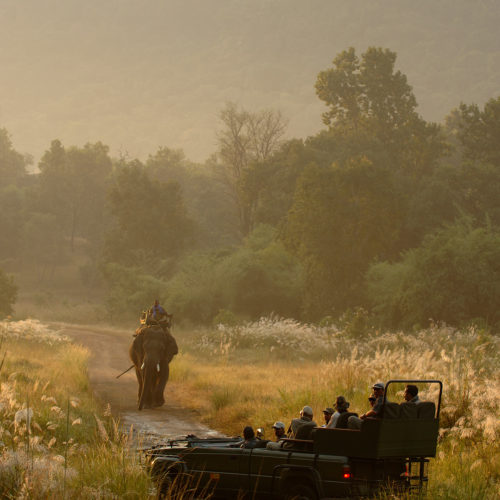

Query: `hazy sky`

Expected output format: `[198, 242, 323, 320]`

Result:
[1, 0, 499, 164]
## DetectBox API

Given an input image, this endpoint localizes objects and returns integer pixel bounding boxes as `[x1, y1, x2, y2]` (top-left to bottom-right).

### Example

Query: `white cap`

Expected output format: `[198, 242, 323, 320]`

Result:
[272, 421, 285, 429]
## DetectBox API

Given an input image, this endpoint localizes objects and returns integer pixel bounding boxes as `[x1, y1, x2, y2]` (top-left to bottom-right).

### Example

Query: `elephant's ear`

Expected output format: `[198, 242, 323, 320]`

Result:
[133, 333, 145, 354]
[163, 332, 179, 358]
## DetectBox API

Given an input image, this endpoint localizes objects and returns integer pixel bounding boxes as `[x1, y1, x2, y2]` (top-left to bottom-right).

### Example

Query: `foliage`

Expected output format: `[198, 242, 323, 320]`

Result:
[0, 128, 28, 187]
[315, 47, 446, 175]
[366, 219, 500, 328]
[172, 318, 499, 497]
[0, 268, 17, 318]
[0, 320, 151, 498]
[165, 225, 303, 324]
[215, 102, 287, 236]
[284, 158, 402, 318]
[106, 161, 195, 266]
[457, 96, 500, 167]
[102, 263, 166, 320]
[37, 140, 112, 252]
[164, 252, 221, 324]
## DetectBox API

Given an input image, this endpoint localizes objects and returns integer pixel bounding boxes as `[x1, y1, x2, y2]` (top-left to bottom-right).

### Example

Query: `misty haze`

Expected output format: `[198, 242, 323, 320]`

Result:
[0, 1, 499, 499]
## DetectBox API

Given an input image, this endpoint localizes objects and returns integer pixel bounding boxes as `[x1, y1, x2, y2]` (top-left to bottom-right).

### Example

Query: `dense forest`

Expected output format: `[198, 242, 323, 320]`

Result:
[1, 46, 500, 330]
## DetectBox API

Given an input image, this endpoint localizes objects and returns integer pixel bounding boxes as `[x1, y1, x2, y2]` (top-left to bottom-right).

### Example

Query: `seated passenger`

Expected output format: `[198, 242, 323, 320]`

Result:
[266, 421, 287, 450]
[240, 426, 258, 449]
[368, 394, 376, 407]
[348, 382, 385, 429]
[326, 396, 350, 428]
[404, 384, 421, 403]
[321, 407, 335, 427]
[272, 421, 286, 441]
[287, 406, 317, 438]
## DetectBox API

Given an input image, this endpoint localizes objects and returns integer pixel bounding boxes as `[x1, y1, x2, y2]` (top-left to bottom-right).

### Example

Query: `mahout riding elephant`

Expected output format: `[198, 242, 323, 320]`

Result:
[129, 326, 178, 410]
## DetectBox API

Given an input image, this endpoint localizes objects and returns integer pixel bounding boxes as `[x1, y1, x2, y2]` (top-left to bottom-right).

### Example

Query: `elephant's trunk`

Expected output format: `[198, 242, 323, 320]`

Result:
[138, 355, 161, 411]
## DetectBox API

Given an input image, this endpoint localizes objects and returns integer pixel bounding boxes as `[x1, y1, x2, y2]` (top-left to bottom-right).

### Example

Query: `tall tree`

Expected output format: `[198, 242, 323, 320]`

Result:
[285, 158, 403, 318]
[0, 267, 17, 318]
[0, 128, 28, 187]
[215, 103, 287, 236]
[37, 140, 112, 251]
[457, 96, 500, 167]
[315, 47, 445, 174]
[106, 162, 194, 267]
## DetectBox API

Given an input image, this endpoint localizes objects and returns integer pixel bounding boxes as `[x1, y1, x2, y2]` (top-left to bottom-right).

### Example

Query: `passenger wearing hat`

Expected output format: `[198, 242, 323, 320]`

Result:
[348, 382, 385, 429]
[266, 421, 287, 450]
[326, 396, 351, 429]
[272, 421, 286, 441]
[321, 407, 335, 427]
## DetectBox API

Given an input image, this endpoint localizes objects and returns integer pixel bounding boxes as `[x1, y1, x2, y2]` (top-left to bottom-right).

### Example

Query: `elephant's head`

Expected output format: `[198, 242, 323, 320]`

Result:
[137, 326, 178, 410]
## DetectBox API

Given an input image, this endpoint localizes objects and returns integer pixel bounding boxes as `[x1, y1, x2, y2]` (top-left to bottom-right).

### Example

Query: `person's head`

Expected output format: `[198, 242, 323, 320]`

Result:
[154, 299, 159, 306]
[368, 394, 376, 408]
[335, 396, 350, 413]
[243, 426, 255, 440]
[372, 382, 385, 398]
[300, 406, 313, 419]
[272, 421, 285, 438]
[404, 384, 418, 401]
[322, 407, 334, 424]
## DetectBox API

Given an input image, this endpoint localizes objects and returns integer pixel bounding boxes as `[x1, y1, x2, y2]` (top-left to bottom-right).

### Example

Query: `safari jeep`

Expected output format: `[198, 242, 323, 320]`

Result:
[145, 380, 442, 499]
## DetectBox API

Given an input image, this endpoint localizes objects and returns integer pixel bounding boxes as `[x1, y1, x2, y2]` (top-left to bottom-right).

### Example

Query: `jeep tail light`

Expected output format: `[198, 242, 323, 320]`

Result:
[342, 465, 351, 479]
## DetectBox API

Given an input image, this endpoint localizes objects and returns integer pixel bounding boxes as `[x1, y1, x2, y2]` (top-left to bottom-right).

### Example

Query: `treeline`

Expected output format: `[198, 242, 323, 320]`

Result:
[1, 47, 500, 330]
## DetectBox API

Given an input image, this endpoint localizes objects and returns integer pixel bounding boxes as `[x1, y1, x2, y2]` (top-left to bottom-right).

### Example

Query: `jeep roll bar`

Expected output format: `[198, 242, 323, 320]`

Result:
[382, 379, 443, 418]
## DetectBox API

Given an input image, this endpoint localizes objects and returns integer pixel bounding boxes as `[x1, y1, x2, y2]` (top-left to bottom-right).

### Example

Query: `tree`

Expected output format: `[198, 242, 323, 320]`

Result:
[0, 128, 28, 187]
[0, 185, 25, 260]
[457, 96, 500, 167]
[215, 103, 287, 236]
[37, 140, 112, 251]
[105, 162, 194, 267]
[284, 158, 403, 319]
[0, 268, 17, 318]
[366, 219, 500, 329]
[315, 47, 445, 174]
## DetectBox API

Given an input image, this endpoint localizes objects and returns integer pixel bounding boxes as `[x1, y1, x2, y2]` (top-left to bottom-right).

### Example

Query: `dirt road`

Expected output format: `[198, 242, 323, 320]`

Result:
[55, 323, 222, 443]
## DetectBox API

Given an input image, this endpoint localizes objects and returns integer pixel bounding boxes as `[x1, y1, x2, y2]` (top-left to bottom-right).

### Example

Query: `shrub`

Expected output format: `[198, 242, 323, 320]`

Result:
[0, 267, 17, 318]
[366, 219, 500, 328]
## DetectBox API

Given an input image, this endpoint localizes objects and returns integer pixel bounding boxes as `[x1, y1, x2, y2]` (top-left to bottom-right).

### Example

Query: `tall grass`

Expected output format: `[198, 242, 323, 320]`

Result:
[168, 318, 500, 498]
[0, 319, 152, 499]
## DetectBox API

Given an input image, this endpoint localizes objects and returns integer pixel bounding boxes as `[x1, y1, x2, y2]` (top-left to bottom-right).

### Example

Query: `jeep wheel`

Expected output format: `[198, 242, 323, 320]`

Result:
[283, 482, 318, 500]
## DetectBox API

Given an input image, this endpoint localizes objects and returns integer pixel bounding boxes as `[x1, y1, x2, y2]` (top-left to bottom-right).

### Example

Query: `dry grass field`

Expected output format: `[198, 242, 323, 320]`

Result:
[0, 318, 498, 498]
[169, 318, 500, 499]
[0, 320, 151, 499]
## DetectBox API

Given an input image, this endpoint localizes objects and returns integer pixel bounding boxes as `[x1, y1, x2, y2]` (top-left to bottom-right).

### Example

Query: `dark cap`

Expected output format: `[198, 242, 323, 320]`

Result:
[335, 396, 350, 410]
[322, 407, 335, 415]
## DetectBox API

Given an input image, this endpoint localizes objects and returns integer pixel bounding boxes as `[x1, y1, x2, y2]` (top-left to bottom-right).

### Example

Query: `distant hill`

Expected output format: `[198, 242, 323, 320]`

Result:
[0, 0, 499, 163]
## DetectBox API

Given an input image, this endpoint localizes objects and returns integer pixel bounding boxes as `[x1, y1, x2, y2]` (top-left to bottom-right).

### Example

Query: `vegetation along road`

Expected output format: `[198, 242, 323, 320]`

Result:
[55, 323, 222, 443]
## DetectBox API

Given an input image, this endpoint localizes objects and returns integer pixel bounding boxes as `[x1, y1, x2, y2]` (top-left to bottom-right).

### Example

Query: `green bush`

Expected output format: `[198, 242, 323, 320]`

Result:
[101, 263, 166, 320]
[164, 225, 304, 324]
[366, 218, 500, 328]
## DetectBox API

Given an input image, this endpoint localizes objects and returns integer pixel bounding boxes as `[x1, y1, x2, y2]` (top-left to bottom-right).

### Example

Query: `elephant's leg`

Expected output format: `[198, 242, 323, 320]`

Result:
[153, 363, 169, 407]
[134, 366, 143, 405]
[139, 362, 156, 410]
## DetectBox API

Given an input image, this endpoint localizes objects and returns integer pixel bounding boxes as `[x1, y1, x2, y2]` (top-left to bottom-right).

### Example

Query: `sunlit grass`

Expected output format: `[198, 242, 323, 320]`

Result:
[0, 319, 152, 499]
[1, 318, 498, 498]
[169, 319, 500, 498]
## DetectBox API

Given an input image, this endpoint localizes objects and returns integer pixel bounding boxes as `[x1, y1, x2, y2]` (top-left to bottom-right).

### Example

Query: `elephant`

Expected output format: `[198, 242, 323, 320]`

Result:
[129, 326, 178, 410]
